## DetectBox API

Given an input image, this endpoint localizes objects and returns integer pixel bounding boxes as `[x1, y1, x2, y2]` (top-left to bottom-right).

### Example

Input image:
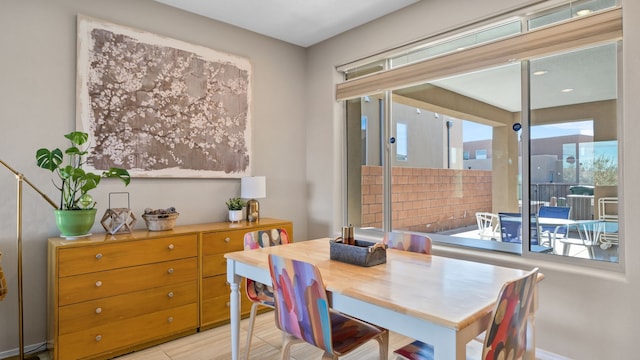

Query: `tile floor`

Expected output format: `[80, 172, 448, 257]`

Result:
[113, 311, 413, 360]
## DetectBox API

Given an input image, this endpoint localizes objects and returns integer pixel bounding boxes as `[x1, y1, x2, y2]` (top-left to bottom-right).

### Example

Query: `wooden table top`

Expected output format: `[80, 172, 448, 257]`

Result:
[225, 238, 540, 330]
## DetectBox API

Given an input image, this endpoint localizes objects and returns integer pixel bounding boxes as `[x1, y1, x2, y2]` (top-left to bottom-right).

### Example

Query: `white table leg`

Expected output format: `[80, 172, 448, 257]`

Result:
[227, 260, 241, 360]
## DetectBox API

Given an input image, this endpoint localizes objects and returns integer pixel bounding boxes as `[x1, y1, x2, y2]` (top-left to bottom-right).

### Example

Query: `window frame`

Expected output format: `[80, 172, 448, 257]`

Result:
[339, 4, 623, 271]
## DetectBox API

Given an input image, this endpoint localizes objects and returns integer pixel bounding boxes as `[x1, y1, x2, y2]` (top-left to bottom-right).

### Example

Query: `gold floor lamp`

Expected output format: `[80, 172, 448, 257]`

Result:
[1, 159, 57, 360]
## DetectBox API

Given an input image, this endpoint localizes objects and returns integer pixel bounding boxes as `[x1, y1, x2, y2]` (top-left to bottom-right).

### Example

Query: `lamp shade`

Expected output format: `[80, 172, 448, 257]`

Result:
[241, 176, 266, 199]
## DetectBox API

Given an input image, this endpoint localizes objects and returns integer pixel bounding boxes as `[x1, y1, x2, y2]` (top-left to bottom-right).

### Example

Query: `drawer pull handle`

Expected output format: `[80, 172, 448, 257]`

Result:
[167, 291, 174, 298]
[95, 280, 103, 287]
[168, 244, 175, 250]
[95, 307, 102, 314]
[95, 253, 103, 259]
[167, 268, 174, 274]
[226, 302, 230, 307]
[224, 237, 231, 243]
[167, 316, 174, 323]
[95, 335, 102, 342]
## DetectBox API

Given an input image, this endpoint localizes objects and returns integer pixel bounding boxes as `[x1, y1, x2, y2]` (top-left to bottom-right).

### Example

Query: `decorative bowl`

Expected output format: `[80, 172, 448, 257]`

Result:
[142, 212, 179, 231]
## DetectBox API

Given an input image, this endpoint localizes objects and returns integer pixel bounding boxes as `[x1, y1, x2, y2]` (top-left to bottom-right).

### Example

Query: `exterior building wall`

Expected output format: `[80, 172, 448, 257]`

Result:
[361, 166, 492, 232]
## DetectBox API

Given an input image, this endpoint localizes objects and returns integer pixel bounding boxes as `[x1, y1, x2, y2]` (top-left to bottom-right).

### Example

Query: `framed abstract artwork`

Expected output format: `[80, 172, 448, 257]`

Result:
[76, 15, 252, 178]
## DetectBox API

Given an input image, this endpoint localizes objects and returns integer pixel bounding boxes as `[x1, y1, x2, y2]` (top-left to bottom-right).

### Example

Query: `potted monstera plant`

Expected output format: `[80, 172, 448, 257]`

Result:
[36, 131, 131, 237]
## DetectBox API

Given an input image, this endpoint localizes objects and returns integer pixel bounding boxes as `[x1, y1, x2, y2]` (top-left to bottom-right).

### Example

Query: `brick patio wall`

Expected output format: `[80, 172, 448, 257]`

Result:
[361, 166, 493, 233]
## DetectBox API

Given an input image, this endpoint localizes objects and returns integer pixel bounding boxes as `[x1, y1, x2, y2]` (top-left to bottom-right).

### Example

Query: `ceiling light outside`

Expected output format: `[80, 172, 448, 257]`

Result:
[576, 9, 593, 17]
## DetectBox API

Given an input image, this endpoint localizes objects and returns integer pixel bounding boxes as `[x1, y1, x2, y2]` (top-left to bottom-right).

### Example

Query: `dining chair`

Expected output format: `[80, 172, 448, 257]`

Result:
[393, 267, 540, 360]
[383, 231, 432, 254]
[268, 254, 389, 359]
[243, 228, 290, 360]
[475, 212, 500, 240]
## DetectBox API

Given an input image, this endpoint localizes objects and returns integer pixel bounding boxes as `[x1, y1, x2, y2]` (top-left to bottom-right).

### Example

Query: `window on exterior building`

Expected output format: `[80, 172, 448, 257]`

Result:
[340, 3, 622, 267]
[396, 122, 408, 161]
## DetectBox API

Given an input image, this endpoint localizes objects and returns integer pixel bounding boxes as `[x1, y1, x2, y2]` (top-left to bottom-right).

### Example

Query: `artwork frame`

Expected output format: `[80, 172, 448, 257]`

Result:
[76, 15, 252, 178]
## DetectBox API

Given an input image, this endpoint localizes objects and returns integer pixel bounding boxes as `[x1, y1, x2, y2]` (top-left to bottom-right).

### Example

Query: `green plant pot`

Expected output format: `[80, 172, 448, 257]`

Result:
[55, 209, 98, 237]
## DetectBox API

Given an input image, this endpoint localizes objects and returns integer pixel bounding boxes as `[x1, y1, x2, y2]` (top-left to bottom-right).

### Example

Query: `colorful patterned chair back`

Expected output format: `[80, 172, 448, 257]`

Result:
[268, 254, 334, 353]
[482, 268, 539, 360]
[244, 228, 289, 305]
[383, 232, 432, 254]
[244, 228, 289, 250]
[269, 254, 389, 358]
[243, 228, 291, 359]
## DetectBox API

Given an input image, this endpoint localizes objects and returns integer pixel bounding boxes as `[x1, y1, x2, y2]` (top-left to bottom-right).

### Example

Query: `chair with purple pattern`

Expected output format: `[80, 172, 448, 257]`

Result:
[393, 267, 539, 360]
[243, 228, 289, 360]
[268, 254, 389, 359]
[383, 232, 432, 254]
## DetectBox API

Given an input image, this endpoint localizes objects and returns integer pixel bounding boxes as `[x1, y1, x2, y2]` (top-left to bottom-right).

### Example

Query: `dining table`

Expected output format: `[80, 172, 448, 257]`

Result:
[225, 238, 542, 360]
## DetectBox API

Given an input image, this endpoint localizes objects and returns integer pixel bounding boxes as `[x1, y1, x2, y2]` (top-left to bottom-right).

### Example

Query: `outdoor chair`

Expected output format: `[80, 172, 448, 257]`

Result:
[537, 206, 571, 248]
[475, 212, 500, 240]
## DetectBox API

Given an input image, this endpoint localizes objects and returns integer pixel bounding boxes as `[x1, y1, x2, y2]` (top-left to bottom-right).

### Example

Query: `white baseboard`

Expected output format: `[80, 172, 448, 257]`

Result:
[537, 348, 574, 360]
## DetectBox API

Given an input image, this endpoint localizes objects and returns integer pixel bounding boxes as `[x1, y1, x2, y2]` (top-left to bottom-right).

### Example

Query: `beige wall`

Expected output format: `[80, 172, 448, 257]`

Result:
[0, 0, 307, 354]
[307, 1, 640, 360]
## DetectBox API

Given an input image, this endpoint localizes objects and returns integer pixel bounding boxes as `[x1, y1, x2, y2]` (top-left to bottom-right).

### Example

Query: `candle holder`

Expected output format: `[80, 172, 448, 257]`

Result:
[100, 192, 136, 234]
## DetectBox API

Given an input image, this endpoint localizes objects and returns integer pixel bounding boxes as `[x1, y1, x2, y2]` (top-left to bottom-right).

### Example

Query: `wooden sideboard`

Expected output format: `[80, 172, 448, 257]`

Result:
[47, 218, 292, 360]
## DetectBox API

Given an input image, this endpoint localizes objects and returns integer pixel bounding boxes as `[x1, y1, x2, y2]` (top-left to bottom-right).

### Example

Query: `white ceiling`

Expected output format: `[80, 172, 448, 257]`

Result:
[432, 43, 617, 112]
[153, 0, 420, 47]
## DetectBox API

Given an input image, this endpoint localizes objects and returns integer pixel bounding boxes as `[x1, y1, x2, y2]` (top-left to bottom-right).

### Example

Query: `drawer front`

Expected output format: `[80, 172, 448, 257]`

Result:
[58, 303, 197, 360]
[58, 234, 197, 277]
[202, 230, 246, 255]
[201, 277, 252, 326]
[202, 275, 230, 300]
[202, 295, 252, 326]
[59, 258, 197, 306]
[59, 281, 197, 335]
[202, 253, 227, 277]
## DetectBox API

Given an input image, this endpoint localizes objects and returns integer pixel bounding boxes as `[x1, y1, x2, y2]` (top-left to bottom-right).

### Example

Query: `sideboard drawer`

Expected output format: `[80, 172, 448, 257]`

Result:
[201, 276, 252, 326]
[58, 303, 197, 360]
[202, 275, 230, 300]
[58, 258, 197, 306]
[59, 281, 197, 335]
[202, 230, 245, 255]
[202, 253, 227, 277]
[58, 234, 197, 277]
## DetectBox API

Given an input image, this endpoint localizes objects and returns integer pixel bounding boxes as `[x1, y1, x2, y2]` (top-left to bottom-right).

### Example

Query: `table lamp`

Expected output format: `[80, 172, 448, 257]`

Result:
[241, 176, 266, 222]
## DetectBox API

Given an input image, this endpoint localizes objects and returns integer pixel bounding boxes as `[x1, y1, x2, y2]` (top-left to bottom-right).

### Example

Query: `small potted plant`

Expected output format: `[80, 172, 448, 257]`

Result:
[36, 131, 131, 237]
[226, 197, 246, 223]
